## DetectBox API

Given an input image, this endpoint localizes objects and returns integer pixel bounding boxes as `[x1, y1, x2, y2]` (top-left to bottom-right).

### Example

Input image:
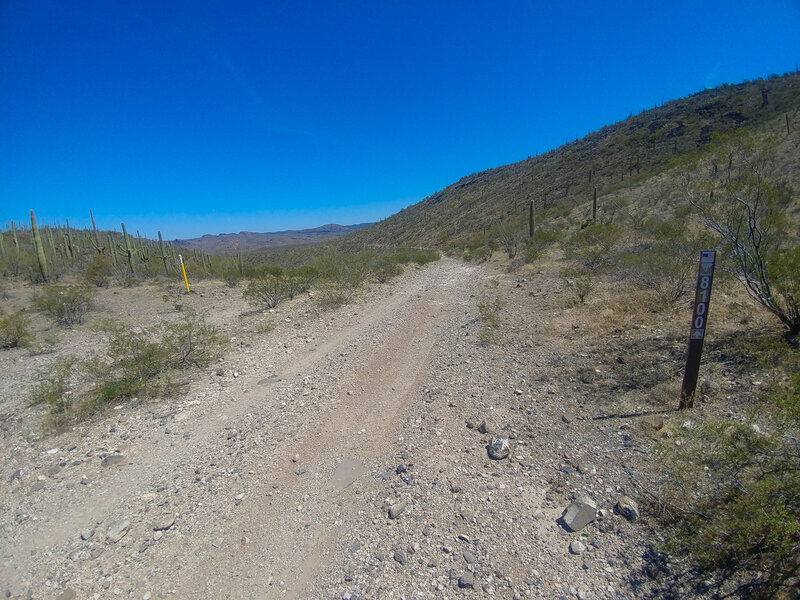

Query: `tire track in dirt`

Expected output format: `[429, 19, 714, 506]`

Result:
[1, 259, 476, 599]
[147, 258, 477, 598]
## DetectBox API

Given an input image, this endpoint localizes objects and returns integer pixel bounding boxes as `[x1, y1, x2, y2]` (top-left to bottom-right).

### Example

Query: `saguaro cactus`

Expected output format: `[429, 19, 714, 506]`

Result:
[107, 232, 118, 267]
[64, 219, 75, 260]
[90, 210, 105, 255]
[529, 199, 535, 238]
[157, 231, 170, 275]
[11, 221, 19, 257]
[30, 210, 48, 282]
[119, 222, 135, 275]
[136, 231, 150, 264]
[592, 187, 597, 222]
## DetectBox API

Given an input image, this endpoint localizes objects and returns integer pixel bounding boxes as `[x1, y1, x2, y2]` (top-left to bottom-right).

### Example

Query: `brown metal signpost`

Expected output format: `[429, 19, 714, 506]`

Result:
[679, 250, 717, 409]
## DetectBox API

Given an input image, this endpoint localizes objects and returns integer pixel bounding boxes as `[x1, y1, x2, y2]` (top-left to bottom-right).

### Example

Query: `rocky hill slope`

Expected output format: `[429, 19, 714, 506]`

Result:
[347, 73, 800, 249]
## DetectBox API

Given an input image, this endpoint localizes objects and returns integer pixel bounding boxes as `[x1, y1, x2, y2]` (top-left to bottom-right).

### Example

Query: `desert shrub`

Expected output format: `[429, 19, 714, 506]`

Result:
[28, 357, 76, 413]
[489, 223, 526, 259]
[617, 219, 708, 307]
[105, 325, 172, 392]
[0, 310, 32, 348]
[373, 257, 403, 283]
[653, 341, 800, 599]
[243, 274, 286, 309]
[563, 222, 622, 272]
[93, 313, 227, 404]
[244, 263, 284, 279]
[659, 421, 800, 598]
[463, 245, 491, 263]
[313, 251, 372, 289]
[32, 284, 94, 326]
[283, 267, 317, 299]
[221, 268, 243, 287]
[385, 248, 439, 266]
[84, 256, 113, 287]
[523, 229, 559, 263]
[317, 283, 354, 310]
[561, 267, 594, 304]
[162, 310, 228, 367]
[688, 131, 800, 345]
[477, 297, 504, 344]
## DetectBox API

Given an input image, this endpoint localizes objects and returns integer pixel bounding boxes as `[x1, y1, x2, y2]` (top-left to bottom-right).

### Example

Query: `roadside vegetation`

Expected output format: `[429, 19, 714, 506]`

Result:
[462, 117, 799, 597]
[28, 310, 228, 428]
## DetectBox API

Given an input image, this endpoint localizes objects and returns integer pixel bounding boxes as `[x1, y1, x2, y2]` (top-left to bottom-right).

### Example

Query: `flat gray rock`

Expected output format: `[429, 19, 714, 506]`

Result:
[388, 501, 406, 520]
[458, 572, 475, 589]
[153, 513, 175, 531]
[106, 519, 131, 543]
[101, 454, 125, 468]
[562, 494, 597, 532]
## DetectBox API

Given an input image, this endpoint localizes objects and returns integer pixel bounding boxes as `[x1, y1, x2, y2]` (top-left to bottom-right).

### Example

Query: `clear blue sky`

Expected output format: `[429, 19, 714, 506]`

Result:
[2, 1, 799, 239]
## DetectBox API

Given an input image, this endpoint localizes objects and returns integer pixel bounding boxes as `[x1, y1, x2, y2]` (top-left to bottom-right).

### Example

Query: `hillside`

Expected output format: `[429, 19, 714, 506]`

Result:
[347, 72, 800, 249]
[174, 223, 372, 254]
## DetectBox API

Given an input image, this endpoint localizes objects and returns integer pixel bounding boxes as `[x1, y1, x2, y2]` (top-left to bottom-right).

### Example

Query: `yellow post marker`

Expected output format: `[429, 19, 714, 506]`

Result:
[178, 254, 190, 293]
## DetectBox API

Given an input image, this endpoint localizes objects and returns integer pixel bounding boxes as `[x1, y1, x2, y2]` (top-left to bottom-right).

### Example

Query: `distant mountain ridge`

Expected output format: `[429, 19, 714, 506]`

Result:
[174, 223, 372, 254]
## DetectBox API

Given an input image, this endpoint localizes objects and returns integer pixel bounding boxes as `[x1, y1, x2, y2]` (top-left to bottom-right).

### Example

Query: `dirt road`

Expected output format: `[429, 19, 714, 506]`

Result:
[2, 258, 482, 598]
[2, 257, 659, 599]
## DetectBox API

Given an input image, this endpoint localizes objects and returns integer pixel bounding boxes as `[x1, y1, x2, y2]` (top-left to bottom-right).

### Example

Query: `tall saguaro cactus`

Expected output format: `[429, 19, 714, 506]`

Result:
[64, 219, 75, 260]
[90, 210, 105, 255]
[119, 222, 135, 275]
[11, 221, 19, 258]
[592, 187, 598, 222]
[30, 210, 48, 282]
[157, 231, 170, 275]
[107, 232, 118, 267]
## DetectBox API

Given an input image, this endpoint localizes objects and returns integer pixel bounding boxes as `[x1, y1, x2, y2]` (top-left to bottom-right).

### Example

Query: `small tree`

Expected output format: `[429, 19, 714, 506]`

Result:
[496, 224, 526, 259]
[688, 131, 799, 345]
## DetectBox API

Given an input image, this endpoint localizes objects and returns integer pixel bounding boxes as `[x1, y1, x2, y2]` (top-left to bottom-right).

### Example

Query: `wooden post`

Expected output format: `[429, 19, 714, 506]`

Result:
[528, 200, 535, 238]
[679, 250, 717, 409]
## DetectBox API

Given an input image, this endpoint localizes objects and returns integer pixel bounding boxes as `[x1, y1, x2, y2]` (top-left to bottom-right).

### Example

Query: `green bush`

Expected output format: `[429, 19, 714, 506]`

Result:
[523, 229, 559, 263]
[243, 275, 286, 309]
[29, 357, 76, 413]
[101, 312, 227, 401]
[283, 267, 317, 299]
[162, 310, 228, 368]
[563, 222, 622, 272]
[477, 297, 504, 345]
[655, 346, 800, 598]
[33, 284, 94, 326]
[31, 313, 229, 416]
[84, 256, 113, 287]
[561, 267, 594, 304]
[0, 310, 32, 348]
[373, 257, 403, 283]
